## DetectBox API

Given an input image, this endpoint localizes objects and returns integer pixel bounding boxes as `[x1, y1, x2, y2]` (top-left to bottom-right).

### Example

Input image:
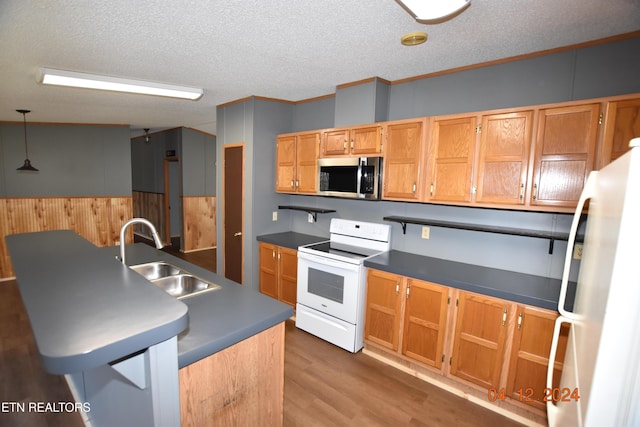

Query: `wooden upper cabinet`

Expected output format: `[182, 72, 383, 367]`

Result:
[506, 305, 569, 411]
[600, 97, 640, 167]
[381, 119, 426, 201]
[530, 104, 600, 208]
[275, 132, 319, 194]
[429, 116, 477, 203]
[322, 129, 350, 156]
[321, 125, 382, 157]
[401, 279, 449, 369]
[475, 111, 533, 205]
[275, 135, 297, 193]
[296, 132, 320, 194]
[364, 269, 404, 351]
[449, 291, 511, 390]
[351, 125, 382, 155]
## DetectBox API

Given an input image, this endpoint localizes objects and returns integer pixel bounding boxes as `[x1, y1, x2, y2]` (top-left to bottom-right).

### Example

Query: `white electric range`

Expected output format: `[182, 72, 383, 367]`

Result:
[296, 218, 391, 352]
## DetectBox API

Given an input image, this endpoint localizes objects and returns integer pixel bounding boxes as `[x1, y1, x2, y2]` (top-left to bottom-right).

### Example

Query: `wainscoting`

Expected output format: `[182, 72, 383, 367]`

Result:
[183, 196, 216, 252]
[0, 196, 132, 278]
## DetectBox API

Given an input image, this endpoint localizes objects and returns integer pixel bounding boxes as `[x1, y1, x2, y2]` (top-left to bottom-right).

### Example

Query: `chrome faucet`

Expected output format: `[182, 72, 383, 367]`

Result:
[119, 218, 164, 264]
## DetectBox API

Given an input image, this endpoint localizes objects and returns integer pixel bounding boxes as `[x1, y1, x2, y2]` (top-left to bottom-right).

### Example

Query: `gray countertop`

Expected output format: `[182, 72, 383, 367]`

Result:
[98, 244, 294, 368]
[6, 230, 188, 375]
[6, 230, 293, 374]
[257, 231, 327, 250]
[364, 250, 575, 311]
[257, 232, 573, 311]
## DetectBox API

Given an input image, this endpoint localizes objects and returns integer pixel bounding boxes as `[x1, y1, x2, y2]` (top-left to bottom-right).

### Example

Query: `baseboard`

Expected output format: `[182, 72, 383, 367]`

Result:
[361, 347, 546, 427]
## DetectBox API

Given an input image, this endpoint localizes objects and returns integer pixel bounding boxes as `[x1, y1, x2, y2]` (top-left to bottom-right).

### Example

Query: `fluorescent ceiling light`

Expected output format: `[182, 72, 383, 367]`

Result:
[397, 0, 471, 22]
[39, 67, 203, 100]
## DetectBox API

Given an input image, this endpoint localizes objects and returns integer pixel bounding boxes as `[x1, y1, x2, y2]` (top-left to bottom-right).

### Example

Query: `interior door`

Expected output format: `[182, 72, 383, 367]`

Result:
[223, 144, 244, 284]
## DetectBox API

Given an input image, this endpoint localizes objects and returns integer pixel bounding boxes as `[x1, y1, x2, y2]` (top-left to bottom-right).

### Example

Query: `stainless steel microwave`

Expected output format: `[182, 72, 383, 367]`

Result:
[317, 157, 382, 199]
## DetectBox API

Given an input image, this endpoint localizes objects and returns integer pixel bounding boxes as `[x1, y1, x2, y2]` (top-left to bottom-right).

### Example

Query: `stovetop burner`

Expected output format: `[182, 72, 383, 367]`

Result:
[302, 241, 383, 261]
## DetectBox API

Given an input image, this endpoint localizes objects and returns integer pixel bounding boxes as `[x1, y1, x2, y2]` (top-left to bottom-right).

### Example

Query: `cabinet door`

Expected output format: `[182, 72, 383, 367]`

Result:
[531, 104, 600, 208]
[364, 269, 404, 351]
[601, 97, 640, 167]
[351, 125, 382, 155]
[275, 135, 297, 193]
[430, 116, 477, 202]
[322, 129, 349, 156]
[382, 120, 425, 200]
[278, 247, 298, 307]
[506, 306, 569, 411]
[401, 279, 449, 368]
[296, 133, 320, 193]
[258, 243, 278, 299]
[450, 292, 511, 390]
[476, 111, 533, 205]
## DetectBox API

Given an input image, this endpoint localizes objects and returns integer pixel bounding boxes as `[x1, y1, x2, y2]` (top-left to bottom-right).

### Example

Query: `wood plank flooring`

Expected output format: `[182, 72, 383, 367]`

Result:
[1, 245, 524, 426]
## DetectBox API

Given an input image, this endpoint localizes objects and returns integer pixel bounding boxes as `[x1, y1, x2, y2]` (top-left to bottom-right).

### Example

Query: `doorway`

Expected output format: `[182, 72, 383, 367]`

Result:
[223, 144, 244, 284]
[164, 157, 182, 249]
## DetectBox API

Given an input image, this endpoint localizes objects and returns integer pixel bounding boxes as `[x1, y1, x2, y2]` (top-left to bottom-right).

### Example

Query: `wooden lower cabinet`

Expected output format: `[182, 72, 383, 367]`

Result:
[364, 269, 403, 351]
[505, 305, 569, 411]
[364, 268, 565, 415]
[401, 278, 449, 368]
[449, 291, 512, 389]
[365, 270, 449, 367]
[179, 322, 285, 426]
[259, 242, 298, 307]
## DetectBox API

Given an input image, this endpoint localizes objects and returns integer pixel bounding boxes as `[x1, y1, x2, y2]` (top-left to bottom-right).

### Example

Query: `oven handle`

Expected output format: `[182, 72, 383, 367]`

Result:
[298, 251, 361, 272]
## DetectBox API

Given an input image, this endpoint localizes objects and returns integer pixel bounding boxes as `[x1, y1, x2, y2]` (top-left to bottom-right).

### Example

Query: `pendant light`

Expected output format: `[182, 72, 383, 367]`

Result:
[144, 128, 151, 143]
[16, 109, 39, 172]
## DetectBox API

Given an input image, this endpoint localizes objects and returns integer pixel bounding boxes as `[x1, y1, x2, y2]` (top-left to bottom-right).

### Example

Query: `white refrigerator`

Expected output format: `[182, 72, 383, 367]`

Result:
[547, 137, 640, 427]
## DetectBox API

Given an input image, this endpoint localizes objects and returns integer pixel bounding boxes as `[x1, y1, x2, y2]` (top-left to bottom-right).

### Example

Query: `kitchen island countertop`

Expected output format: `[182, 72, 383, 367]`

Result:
[6, 230, 293, 374]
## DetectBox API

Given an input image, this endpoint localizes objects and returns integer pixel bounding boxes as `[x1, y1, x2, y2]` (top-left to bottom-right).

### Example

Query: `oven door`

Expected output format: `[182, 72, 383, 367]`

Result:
[297, 251, 361, 324]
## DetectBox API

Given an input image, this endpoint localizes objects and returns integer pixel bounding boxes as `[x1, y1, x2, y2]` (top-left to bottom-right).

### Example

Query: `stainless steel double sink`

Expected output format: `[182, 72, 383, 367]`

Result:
[130, 262, 221, 299]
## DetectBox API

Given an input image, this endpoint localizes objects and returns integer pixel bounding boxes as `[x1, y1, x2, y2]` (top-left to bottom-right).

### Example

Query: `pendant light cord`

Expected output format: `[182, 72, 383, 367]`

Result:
[22, 111, 30, 158]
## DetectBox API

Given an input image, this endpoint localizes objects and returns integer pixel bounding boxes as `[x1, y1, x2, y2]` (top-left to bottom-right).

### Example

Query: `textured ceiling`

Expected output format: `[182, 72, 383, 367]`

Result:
[0, 0, 639, 136]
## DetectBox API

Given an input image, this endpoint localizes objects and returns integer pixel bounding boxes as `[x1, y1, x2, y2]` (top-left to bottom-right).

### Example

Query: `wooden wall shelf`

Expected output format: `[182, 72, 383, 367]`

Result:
[278, 205, 336, 222]
[383, 215, 572, 254]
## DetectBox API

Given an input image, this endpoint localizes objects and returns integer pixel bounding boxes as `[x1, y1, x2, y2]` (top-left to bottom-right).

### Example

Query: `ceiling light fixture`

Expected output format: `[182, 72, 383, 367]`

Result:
[401, 32, 428, 46]
[39, 67, 204, 101]
[397, 0, 471, 23]
[16, 109, 39, 172]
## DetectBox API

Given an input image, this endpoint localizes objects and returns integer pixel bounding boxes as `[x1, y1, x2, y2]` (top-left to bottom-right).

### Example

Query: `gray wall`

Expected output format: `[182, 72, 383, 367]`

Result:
[235, 34, 640, 285]
[181, 128, 216, 197]
[0, 123, 131, 197]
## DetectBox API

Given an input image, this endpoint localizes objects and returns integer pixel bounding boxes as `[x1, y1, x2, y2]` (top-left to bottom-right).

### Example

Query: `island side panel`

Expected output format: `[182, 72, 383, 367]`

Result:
[178, 322, 285, 426]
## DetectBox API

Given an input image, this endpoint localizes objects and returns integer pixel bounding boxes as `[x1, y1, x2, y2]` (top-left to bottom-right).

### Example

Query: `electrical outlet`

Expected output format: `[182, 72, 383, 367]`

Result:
[272, 211, 278, 221]
[573, 243, 583, 260]
[421, 226, 430, 239]
[308, 213, 314, 223]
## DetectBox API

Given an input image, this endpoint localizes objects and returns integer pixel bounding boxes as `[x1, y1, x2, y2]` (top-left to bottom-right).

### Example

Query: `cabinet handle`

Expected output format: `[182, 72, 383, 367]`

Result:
[502, 308, 507, 326]
[412, 183, 417, 194]
[517, 312, 523, 330]
[533, 183, 538, 200]
[290, 180, 294, 188]
[395, 282, 399, 296]
[406, 282, 411, 298]
[278, 252, 281, 260]
[519, 183, 525, 200]
[350, 139, 354, 149]
[295, 180, 299, 189]
[343, 139, 347, 150]
[430, 183, 434, 197]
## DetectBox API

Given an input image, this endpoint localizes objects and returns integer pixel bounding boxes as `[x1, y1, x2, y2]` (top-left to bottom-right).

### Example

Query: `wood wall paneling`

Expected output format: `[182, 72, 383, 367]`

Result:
[132, 191, 165, 241]
[183, 196, 216, 252]
[0, 197, 132, 278]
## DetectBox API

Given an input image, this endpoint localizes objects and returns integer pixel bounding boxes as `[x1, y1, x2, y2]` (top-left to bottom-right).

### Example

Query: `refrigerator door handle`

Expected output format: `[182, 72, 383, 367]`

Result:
[546, 315, 573, 427]
[558, 171, 598, 319]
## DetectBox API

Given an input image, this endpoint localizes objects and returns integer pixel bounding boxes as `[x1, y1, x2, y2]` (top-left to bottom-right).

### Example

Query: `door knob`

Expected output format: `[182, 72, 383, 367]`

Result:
[233, 232, 242, 237]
